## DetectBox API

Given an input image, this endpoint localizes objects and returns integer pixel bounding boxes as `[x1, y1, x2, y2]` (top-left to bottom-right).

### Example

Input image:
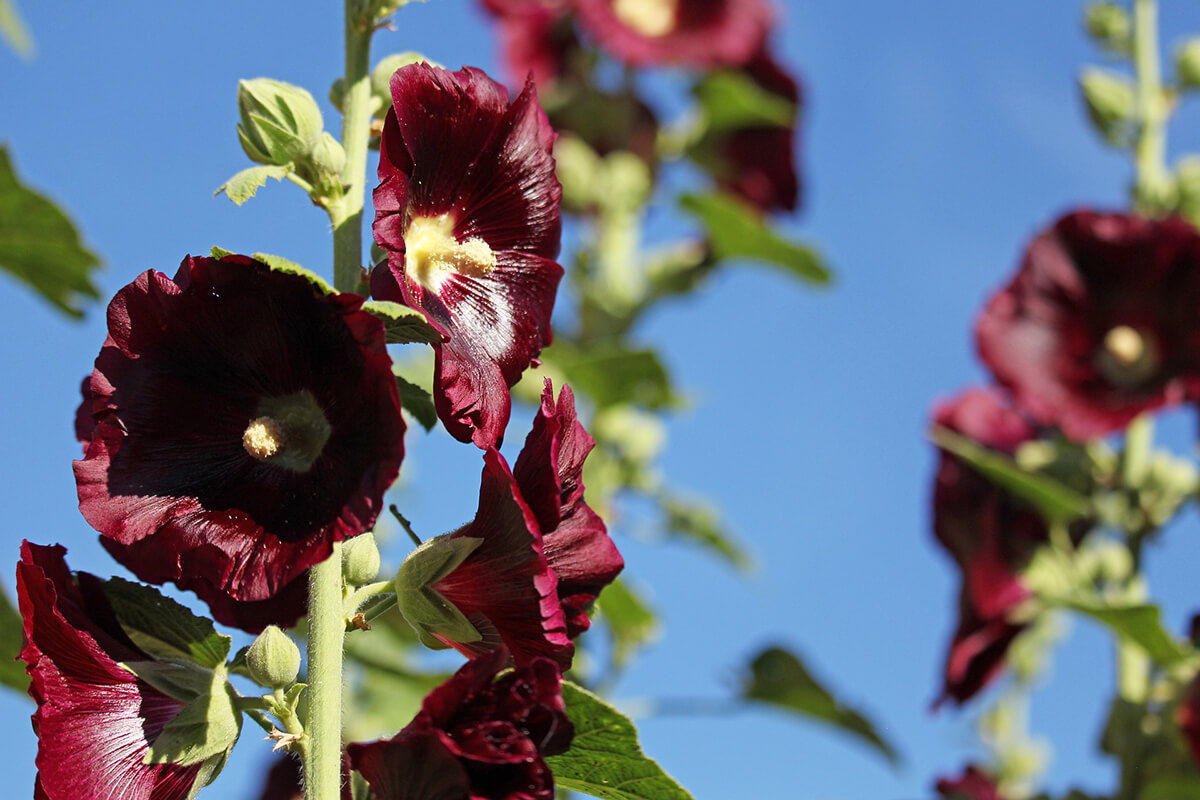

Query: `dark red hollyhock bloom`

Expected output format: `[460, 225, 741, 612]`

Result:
[573, 0, 770, 68]
[513, 380, 623, 638]
[347, 649, 573, 800]
[18, 542, 210, 800]
[703, 46, 801, 214]
[976, 211, 1200, 440]
[1179, 669, 1200, 771]
[935, 765, 1005, 800]
[478, 0, 578, 88]
[75, 255, 405, 632]
[932, 389, 1048, 708]
[371, 63, 563, 449]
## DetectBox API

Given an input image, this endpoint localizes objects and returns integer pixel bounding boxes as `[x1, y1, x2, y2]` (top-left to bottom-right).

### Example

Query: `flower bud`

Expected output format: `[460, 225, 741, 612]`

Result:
[372, 53, 435, 102]
[342, 531, 382, 585]
[237, 78, 325, 167]
[1084, 2, 1130, 52]
[1078, 67, 1135, 145]
[1176, 37, 1200, 90]
[309, 132, 346, 177]
[245, 625, 301, 689]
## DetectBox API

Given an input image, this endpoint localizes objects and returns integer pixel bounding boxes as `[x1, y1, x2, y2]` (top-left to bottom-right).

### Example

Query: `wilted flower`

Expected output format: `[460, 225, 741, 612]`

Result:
[976, 211, 1200, 440]
[371, 62, 563, 449]
[347, 649, 573, 800]
[18, 542, 221, 800]
[74, 254, 405, 631]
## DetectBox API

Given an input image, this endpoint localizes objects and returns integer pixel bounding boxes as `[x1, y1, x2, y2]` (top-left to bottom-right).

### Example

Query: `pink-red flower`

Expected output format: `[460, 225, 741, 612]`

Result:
[18, 542, 213, 800]
[371, 62, 563, 449]
[573, 0, 770, 68]
[976, 211, 1200, 440]
[935, 765, 1005, 800]
[347, 649, 573, 800]
[478, 0, 579, 88]
[74, 254, 405, 632]
[931, 389, 1049, 707]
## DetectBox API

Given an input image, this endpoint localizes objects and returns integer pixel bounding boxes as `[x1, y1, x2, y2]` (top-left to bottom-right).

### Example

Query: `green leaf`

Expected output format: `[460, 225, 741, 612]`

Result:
[0, 583, 28, 694]
[659, 494, 752, 572]
[121, 659, 217, 702]
[213, 164, 290, 206]
[693, 70, 794, 132]
[145, 664, 241, 766]
[1058, 599, 1189, 667]
[679, 192, 831, 285]
[741, 646, 899, 765]
[595, 579, 658, 670]
[1143, 776, 1200, 800]
[0, 0, 32, 58]
[551, 343, 675, 410]
[393, 368, 437, 431]
[0, 146, 102, 317]
[548, 681, 694, 800]
[363, 300, 442, 345]
[931, 426, 1092, 525]
[213, 247, 336, 295]
[102, 578, 231, 669]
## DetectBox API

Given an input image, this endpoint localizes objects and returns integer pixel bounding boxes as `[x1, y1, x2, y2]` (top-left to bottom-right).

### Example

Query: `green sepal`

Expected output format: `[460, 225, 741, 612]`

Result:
[741, 646, 900, 765]
[145, 664, 242, 767]
[393, 369, 437, 432]
[120, 658, 219, 702]
[0, 145, 102, 318]
[363, 300, 443, 344]
[679, 192, 832, 285]
[397, 534, 484, 589]
[1078, 67, 1136, 147]
[931, 426, 1092, 525]
[692, 70, 794, 133]
[0, 582, 28, 694]
[396, 586, 482, 645]
[213, 164, 290, 205]
[547, 680, 694, 800]
[101, 577, 231, 669]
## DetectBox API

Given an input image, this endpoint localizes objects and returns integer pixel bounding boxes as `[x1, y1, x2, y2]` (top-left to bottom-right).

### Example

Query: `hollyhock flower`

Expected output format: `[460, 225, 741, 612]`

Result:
[254, 755, 351, 800]
[18, 542, 213, 800]
[976, 211, 1200, 440]
[931, 389, 1050, 707]
[513, 380, 623, 638]
[347, 649, 573, 800]
[371, 62, 563, 449]
[478, 0, 579, 88]
[1179, 671, 1200, 771]
[75, 254, 405, 632]
[935, 765, 1005, 800]
[573, 0, 770, 68]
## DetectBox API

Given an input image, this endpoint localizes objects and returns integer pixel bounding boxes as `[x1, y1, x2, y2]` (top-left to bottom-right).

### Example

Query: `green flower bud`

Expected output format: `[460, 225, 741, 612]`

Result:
[393, 534, 484, 646]
[1078, 67, 1135, 146]
[342, 531, 382, 586]
[1084, 3, 1130, 53]
[309, 132, 346, 178]
[237, 78, 324, 167]
[1176, 37, 1200, 89]
[245, 625, 301, 689]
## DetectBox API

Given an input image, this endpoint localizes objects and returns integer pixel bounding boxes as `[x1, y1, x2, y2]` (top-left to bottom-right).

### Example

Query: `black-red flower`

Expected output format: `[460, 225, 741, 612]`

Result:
[347, 649, 573, 800]
[976, 211, 1200, 440]
[573, 0, 770, 68]
[74, 254, 405, 632]
[931, 389, 1048, 707]
[935, 765, 1005, 800]
[18, 542, 214, 800]
[371, 62, 563, 449]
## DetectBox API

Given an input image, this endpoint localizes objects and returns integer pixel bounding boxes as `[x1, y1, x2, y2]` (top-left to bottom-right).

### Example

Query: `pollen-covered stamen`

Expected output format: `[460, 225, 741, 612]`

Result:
[1104, 325, 1145, 366]
[405, 214, 497, 291]
[1097, 324, 1160, 386]
[613, 0, 677, 37]
[243, 416, 287, 460]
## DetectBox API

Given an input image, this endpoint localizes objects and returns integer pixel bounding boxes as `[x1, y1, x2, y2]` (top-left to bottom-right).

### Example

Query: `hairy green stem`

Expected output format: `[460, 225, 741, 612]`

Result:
[1132, 0, 1169, 213]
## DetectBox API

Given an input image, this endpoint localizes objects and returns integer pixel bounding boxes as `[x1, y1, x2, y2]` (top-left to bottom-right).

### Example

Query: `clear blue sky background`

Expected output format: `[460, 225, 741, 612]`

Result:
[5, 2, 1200, 798]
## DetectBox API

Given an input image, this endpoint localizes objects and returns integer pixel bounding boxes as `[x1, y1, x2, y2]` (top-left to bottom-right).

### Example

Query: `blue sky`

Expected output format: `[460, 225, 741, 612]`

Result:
[4, 1, 1200, 798]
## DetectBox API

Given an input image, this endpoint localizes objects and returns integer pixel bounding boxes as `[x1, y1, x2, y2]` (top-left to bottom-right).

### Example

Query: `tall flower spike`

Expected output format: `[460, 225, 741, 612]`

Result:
[371, 62, 563, 449]
[976, 210, 1200, 440]
[347, 649, 573, 800]
[74, 254, 406, 632]
[18, 542, 216, 800]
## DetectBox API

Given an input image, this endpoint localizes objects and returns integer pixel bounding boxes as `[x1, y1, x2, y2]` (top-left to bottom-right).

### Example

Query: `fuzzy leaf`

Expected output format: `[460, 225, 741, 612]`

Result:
[252, 251, 334, 294]
[742, 646, 899, 765]
[659, 494, 752, 572]
[363, 300, 443, 344]
[1060, 600, 1189, 667]
[393, 368, 437, 431]
[0, 146, 101, 317]
[680, 192, 831, 285]
[693, 70, 794, 132]
[214, 164, 289, 205]
[0, 583, 28, 694]
[931, 426, 1092, 525]
[145, 665, 241, 766]
[548, 681, 694, 800]
[0, 0, 32, 58]
[121, 659, 217, 703]
[596, 579, 658, 670]
[102, 578, 232, 669]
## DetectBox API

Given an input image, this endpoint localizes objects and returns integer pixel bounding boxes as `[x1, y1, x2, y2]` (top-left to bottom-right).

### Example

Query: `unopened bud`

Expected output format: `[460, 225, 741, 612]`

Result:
[1177, 38, 1200, 90]
[342, 531, 382, 585]
[309, 132, 346, 177]
[371, 53, 436, 111]
[237, 78, 324, 167]
[1084, 3, 1130, 52]
[1079, 67, 1135, 144]
[246, 625, 301, 689]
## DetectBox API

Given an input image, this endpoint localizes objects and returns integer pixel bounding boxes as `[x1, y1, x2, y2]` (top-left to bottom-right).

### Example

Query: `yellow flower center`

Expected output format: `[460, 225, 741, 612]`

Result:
[405, 214, 497, 291]
[243, 416, 287, 460]
[1103, 325, 1145, 367]
[1097, 324, 1160, 387]
[613, 0, 677, 38]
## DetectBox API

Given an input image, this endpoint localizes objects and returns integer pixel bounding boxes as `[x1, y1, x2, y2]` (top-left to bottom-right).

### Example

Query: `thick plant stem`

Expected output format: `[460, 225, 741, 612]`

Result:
[305, 544, 345, 800]
[1132, 0, 1169, 213]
